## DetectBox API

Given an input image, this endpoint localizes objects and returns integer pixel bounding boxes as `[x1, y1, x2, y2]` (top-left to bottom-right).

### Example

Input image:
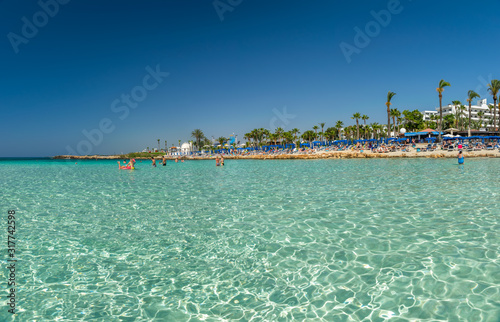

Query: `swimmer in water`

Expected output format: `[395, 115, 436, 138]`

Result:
[162, 157, 166, 166]
[215, 156, 220, 166]
[118, 159, 135, 169]
[151, 157, 157, 167]
[220, 156, 224, 166]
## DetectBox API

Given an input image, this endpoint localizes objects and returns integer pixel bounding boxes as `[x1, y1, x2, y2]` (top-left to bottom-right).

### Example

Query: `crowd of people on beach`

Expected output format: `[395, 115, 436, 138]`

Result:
[114, 138, 499, 169]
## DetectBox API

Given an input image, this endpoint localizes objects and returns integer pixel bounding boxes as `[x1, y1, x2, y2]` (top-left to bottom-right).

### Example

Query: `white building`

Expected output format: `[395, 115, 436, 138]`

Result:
[180, 142, 193, 154]
[424, 98, 499, 129]
[422, 110, 438, 122]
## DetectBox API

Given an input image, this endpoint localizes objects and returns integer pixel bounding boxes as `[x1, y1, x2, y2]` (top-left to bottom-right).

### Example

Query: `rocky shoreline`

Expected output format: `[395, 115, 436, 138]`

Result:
[53, 150, 500, 160]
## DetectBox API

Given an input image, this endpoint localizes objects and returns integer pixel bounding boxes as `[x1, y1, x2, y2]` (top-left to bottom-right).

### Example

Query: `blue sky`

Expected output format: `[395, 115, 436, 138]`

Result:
[1, 0, 499, 156]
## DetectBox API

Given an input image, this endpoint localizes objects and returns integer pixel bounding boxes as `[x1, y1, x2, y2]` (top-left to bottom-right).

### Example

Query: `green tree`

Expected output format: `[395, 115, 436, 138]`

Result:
[312, 125, 319, 139]
[436, 79, 451, 141]
[477, 111, 485, 129]
[459, 105, 467, 130]
[386, 92, 396, 138]
[487, 79, 500, 131]
[335, 121, 344, 140]
[217, 137, 226, 148]
[274, 127, 284, 145]
[291, 128, 300, 147]
[443, 114, 455, 130]
[301, 130, 315, 147]
[325, 127, 336, 141]
[319, 123, 325, 142]
[371, 122, 381, 139]
[351, 112, 361, 140]
[451, 100, 461, 129]
[466, 90, 480, 136]
[191, 129, 205, 150]
[390, 109, 399, 136]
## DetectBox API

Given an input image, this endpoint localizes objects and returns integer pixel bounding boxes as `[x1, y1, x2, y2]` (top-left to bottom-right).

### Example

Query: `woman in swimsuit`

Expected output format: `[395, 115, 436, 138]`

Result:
[118, 159, 135, 169]
[457, 151, 464, 164]
[151, 157, 157, 167]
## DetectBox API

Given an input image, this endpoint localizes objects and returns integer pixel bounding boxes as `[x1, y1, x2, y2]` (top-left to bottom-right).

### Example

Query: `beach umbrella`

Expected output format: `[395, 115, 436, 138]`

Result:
[445, 128, 459, 135]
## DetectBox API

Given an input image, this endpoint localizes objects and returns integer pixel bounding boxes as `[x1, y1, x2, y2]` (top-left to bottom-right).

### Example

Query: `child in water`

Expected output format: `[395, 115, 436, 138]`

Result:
[458, 151, 464, 164]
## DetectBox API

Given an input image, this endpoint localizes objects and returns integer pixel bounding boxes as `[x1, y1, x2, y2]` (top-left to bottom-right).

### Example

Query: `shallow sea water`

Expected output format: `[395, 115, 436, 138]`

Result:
[1, 158, 499, 321]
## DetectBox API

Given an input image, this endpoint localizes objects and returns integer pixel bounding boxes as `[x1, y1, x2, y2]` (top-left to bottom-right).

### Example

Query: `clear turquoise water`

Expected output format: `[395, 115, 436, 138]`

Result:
[1, 158, 499, 321]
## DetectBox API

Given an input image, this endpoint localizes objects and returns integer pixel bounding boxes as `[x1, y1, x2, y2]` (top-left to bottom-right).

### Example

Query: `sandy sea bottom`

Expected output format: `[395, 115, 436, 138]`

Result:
[0, 158, 499, 321]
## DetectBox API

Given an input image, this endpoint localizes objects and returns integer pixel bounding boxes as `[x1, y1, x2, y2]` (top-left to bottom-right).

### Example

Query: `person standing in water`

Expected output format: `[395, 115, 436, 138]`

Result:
[151, 157, 157, 167]
[220, 155, 224, 166]
[162, 156, 166, 166]
[458, 151, 464, 164]
[215, 156, 220, 166]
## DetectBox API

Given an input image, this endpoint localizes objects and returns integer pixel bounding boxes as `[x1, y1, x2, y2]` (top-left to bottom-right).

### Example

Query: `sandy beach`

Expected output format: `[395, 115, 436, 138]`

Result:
[54, 145, 500, 160]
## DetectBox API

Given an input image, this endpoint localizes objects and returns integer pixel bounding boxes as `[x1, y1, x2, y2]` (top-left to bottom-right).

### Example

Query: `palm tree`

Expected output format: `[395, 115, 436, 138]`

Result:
[351, 112, 361, 140]
[362, 115, 369, 127]
[319, 123, 325, 142]
[487, 79, 500, 131]
[459, 105, 467, 130]
[429, 114, 438, 129]
[386, 92, 396, 138]
[370, 122, 380, 139]
[191, 129, 205, 150]
[157, 139, 160, 151]
[344, 127, 352, 141]
[290, 128, 300, 147]
[393, 109, 401, 134]
[451, 100, 461, 129]
[165, 140, 167, 152]
[312, 125, 319, 138]
[217, 137, 226, 148]
[335, 121, 344, 139]
[436, 79, 451, 141]
[390, 109, 399, 136]
[466, 90, 480, 136]
[477, 111, 485, 129]
[301, 130, 315, 147]
[274, 127, 284, 146]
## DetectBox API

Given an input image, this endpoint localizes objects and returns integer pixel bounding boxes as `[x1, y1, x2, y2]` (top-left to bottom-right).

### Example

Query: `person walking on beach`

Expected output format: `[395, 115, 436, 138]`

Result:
[457, 151, 464, 164]
[151, 157, 157, 167]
